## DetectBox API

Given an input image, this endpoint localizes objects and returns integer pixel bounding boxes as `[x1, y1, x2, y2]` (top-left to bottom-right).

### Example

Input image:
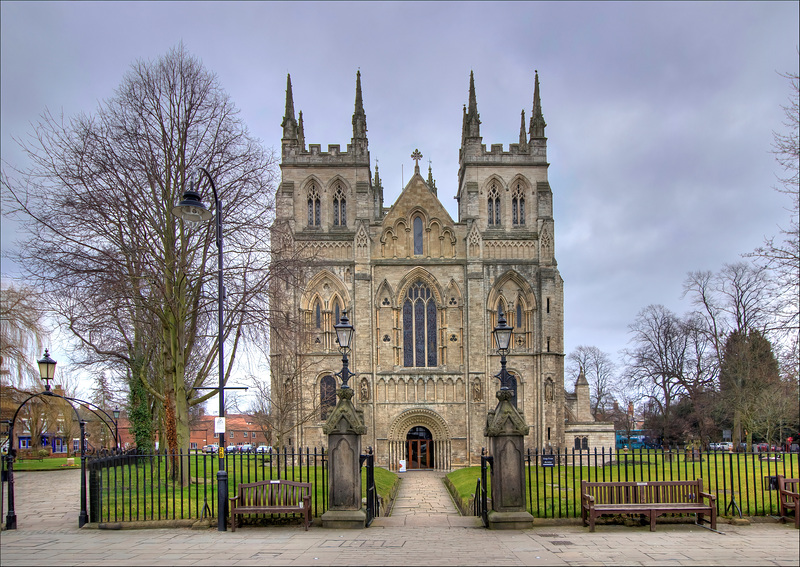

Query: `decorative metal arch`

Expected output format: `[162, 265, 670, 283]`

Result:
[4, 390, 119, 529]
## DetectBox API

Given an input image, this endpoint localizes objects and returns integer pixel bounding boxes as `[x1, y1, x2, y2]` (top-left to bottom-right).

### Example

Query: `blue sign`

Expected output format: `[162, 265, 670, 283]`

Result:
[541, 455, 556, 467]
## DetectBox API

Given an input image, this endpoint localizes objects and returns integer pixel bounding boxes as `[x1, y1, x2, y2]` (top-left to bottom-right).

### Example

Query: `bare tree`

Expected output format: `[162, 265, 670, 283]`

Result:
[2, 45, 281, 481]
[748, 70, 799, 378]
[566, 345, 618, 417]
[623, 305, 691, 446]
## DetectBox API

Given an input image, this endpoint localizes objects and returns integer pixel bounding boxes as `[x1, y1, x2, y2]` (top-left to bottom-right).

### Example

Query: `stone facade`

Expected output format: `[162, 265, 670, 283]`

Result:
[271, 71, 608, 469]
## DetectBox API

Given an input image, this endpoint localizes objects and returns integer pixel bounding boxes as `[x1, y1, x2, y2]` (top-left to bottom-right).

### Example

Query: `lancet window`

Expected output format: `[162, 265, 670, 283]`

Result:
[307, 184, 321, 226]
[402, 281, 437, 367]
[320, 375, 336, 420]
[487, 182, 500, 226]
[333, 184, 346, 226]
[413, 216, 423, 255]
[512, 183, 525, 226]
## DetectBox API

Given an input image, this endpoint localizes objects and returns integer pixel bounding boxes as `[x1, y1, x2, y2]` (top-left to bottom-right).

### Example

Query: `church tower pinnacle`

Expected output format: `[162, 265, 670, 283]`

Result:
[351, 70, 368, 156]
[281, 74, 298, 141]
[529, 70, 547, 140]
[518, 109, 529, 152]
[463, 70, 482, 141]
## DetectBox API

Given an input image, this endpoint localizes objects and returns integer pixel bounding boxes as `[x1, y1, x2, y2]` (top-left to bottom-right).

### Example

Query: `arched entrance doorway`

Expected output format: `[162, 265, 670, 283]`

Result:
[387, 408, 451, 471]
[406, 426, 433, 469]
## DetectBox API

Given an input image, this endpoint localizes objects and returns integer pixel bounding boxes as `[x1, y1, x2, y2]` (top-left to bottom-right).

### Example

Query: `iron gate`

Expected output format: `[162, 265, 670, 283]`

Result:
[360, 446, 378, 526]
[475, 448, 492, 527]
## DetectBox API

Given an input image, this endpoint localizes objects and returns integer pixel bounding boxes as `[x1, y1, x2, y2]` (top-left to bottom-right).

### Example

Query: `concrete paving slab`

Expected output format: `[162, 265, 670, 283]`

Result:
[1, 469, 798, 566]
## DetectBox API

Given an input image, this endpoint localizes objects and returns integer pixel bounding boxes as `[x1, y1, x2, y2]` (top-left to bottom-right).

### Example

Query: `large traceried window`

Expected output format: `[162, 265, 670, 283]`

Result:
[512, 182, 525, 226]
[320, 375, 336, 420]
[413, 216, 423, 255]
[403, 281, 437, 367]
[487, 182, 500, 226]
[333, 184, 346, 226]
[307, 184, 321, 226]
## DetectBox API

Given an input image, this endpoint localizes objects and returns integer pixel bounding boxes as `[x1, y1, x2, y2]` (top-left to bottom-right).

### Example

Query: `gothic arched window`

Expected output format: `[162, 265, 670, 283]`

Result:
[413, 216, 423, 255]
[509, 374, 518, 408]
[320, 375, 336, 420]
[332, 299, 342, 331]
[512, 183, 525, 226]
[314, 299, 321, 329]
[308, 184, 321, 227]
[333, 184, 346, 226]
[403, 281, 437, 367]
[487, 183, 500, 227]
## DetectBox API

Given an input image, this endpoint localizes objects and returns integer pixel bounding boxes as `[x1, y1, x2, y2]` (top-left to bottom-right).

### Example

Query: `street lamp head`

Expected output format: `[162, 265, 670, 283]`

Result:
[334, 310, 354, 353]
[172, 180, 212, 223]
[113, 408, 121, 420]
[493, 307, 513, 354]
[37, 349, 57, 391]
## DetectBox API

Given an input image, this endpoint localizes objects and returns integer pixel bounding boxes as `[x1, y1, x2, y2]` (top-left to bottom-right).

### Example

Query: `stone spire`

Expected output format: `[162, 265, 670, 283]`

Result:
[576, 366, 589, 386]
[297, 110, 305, 149]
[518, 109, 528, 152]
[373, 160, 384, 217]
[426, 160, 438, 196]
[373, 160, 382, 188]
[529, 70, 547, 140]
[464, 70, 481, 140]
[352, 70, 367, 140]
[281, 74, 298, 141]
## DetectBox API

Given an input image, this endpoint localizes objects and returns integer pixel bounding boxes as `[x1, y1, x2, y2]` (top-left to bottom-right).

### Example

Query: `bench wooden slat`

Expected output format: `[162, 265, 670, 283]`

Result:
[229, 479, 313, 531]
[777, 476, 799, 529]
[581, 479, 716, 532]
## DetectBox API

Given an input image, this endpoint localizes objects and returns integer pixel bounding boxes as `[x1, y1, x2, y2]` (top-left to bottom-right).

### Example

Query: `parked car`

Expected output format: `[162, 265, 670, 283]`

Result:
[255, 445, 272, 454]
[225, 444, 238, 453]
[203, 443, 219, 454]
[238, 444, 254, 453]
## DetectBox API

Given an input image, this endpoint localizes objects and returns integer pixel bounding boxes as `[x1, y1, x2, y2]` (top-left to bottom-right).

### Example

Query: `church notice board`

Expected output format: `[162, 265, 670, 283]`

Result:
[540, 455, 556, 467]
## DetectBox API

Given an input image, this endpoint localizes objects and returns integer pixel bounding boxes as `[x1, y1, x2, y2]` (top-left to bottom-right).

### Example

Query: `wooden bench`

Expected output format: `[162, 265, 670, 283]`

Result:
[777, 475, 799, 529]
[229, 479, 312, 531]
[581, 479, 716, 532]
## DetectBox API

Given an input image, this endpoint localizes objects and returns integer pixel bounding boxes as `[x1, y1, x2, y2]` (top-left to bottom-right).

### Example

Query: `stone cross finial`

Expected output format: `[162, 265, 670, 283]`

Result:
[411, 149, 423, 174]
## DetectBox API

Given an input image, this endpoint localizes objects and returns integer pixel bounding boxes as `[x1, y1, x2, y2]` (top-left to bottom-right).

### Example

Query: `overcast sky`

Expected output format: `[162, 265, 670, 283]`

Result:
[2, 1, 798, 393]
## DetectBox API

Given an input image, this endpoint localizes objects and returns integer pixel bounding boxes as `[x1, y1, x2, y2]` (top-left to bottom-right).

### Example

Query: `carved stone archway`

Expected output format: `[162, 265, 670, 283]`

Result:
[386, 408, 451, 471]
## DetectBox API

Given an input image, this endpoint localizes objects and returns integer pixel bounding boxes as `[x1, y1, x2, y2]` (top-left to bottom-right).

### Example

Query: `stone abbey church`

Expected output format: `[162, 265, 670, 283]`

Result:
[271, 71, 611, 470]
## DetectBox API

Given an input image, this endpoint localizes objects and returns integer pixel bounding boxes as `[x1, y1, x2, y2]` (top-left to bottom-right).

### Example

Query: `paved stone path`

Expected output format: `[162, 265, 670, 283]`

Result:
[1, 469, 799, 566]
[372, 469, 480, 528]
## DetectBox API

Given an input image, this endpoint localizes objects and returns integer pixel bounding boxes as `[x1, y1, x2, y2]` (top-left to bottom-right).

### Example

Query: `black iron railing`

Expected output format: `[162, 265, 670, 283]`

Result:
[472, 446, 799, 521]
[521, 447, 798, 519]
[88, 447, 327, 524]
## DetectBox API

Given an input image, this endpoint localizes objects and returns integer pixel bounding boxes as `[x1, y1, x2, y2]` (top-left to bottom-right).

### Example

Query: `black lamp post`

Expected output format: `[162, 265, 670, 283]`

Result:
[171, 167, 228, 532]
[113, 408, 121, 451]
[334, 310, 355, 388]
[492, 307, 514, 391]
[37, 349, 57, 391]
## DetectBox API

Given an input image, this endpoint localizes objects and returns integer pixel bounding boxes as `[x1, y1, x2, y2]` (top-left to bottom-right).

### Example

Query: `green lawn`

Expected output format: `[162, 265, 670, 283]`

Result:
[447, 451, 799, 519]
[6, 456, 81, 471]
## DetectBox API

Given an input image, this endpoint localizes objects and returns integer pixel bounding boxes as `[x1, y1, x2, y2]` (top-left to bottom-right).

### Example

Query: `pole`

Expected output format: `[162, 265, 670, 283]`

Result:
[79, 420, 88, 527]
[4, 423, 16, 530]
[202, 168, 227, 532]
